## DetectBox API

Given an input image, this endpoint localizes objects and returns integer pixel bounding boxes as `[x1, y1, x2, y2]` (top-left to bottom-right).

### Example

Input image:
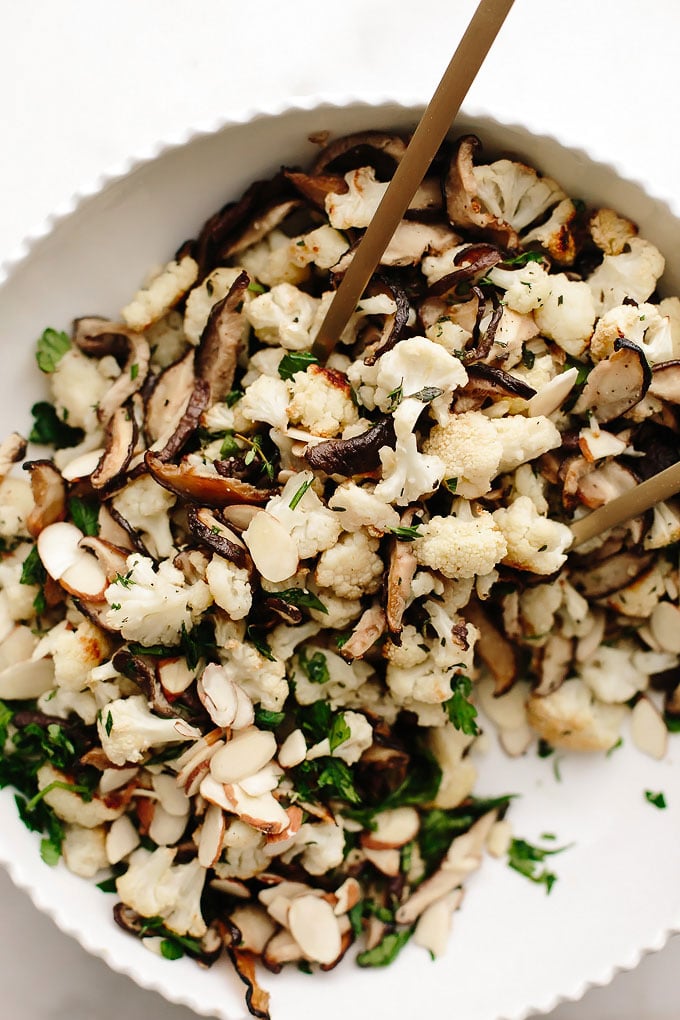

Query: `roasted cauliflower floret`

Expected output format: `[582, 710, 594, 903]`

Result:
[413, 502, 507, 580]
[286, 365, 358, 437]
[121, 256, 198, 331]
[325, 167, 388, 230]
[526, 678, 624, 752]
[493, 496, 572, 574]
[314, 530, 384, 599]
[587, 237, 665, 315]
[245, 282, 319, 349]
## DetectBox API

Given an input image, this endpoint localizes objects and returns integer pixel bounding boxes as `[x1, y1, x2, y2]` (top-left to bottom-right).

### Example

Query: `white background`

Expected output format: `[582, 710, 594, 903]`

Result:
[1, 1, 679, 1017]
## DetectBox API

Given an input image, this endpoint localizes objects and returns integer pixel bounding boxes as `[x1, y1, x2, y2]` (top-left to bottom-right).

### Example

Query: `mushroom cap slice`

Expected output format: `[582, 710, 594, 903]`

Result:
[304, 416, 396, 476]
[145, 452, 274, 506]
[573, 338, 652, 422]
[311, 130, 408, 177]
[24, 459, 66, 537]
[196, 270, 249, 401]
[90, 405, 137, 489]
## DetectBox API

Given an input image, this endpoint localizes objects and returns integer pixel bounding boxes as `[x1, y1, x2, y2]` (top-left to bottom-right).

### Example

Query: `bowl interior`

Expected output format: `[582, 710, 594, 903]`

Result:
[1, 98, 680, 1020]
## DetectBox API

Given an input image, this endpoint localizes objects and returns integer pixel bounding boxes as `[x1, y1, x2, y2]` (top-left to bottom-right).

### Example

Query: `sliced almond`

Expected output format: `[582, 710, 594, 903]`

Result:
[0, 625, 37, 670]
[60, 448, 106, 481]
[210, 877, 251, 899]
[259, 881, 314, 907]
[176, 736, 225, 797]
[331, 876, 361, 916]
[106, 814, 141, 865]
[157, 656, 195, 696]
[649, 601, 680, 654]
[198, 663, 254, 730]
[228, 905, 276, 954]
[262, 928, 303, 971]
[60, 551, 109, 601]
[362, 846, 401, 877]
[200, 774, 234, 812]
[223, 785, 289, 834]
[210, 728, 277, 785]
[288, 896, 343, 966]
[0, 657, 55, 699]
[486, 819, 513, 859]
[99, 767, 139, 796]
[631, 695, 668, 760]
[477, 678, 528, 731]
[242, 511, 299, 583]
[238, 763, 282, 797]
[36, 521, 85, 579]
[149, 803, 188, 846]
[527, 366, 579, 417]
[198, 803, 226, 868]
[361, 806, 419, 850]
[152, 773, 191, 817]
[263, 805, 303, 857]
[277, 728, 307, 769]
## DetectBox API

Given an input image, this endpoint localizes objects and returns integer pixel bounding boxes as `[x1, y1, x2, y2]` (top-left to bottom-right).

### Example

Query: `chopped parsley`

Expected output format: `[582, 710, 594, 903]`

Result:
[29, 401, 83, 449]
[645, 790, 667, 809]
[443, 675, 479, 736]
[507, 837, 570, 894]
[278, 351, 319, 381]
[68, 496, 100, 536]
[356, 927, 413, 967]
[388, 525, 422, 542]
[289, 477, 313, 510]
[298, 648, 330, 685]
[275, 588, 328, 615]
[35, 327, 71, 373]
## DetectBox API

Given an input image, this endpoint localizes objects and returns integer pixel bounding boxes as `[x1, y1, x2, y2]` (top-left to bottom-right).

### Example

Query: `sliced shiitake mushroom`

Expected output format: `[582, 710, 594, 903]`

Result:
[0, 432, 27, 477]
[311, 131, 408, 178]
[90, 405, 137, 489]
[145, 349, 196, 446]
[464, 599, 517, 695]
[24, 459, 66, 537]
[570, 549, 654, 599]
[361, 277, 410, 366]
[196, 270, 249, 401]
[533, 634, 573, 696]
[339, 604, 386, 660]
[186, 505, 249, 568]
[304, 417, 396, 476]
[111, 648, 182, 719]
[97, 331, 150, 425]
[465, 363, 537, 400]
[221, 202, 301, 259]
[648, 360, 680, 403]
[145, 452, 274, 506]
[284, 170, 347, 210]
[572, 338, 652, 422]
[385, 529, 417, 640]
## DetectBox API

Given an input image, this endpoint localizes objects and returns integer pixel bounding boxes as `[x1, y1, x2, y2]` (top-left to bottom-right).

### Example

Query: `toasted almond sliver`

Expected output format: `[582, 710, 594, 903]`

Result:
[198, 803, 226, 868]
[149, 803, 188, 846]
[332, 876, 361, 916]
[242, 511, 299, 583]
[99, 767, 139, 796]
[211, 728, 277, 785]
[649, 601, 680, 654]
[288, 895, 342, 965]
[413, 888, 464, 958]
[499, 723, 533, 757]
[362, 846, 401, 877]
[278, 728, 307, 769]
[106, 814, 141, 865]
[361, 806, 419, 850]
[631, 695, 668, 760]
[152, 772, 191, 817]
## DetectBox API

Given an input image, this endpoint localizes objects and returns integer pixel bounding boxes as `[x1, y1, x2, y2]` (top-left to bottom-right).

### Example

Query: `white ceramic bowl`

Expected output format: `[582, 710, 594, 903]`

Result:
[1, 97, 680, 1020]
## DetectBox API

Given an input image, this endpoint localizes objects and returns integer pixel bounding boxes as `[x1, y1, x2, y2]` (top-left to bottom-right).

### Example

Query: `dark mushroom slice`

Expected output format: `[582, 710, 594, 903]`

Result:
[71, 317, 136, 359]
[403, 176, 445, 220]
[97, 331, 151, 426]
[186, 505, 249, 568]
[227, 947, 271, 1020]
[263, 596, 303, 625]
[24, 459, 67, 537]
[160, 379, 212, 463]
[340, 604, 386, 660]
[648, 360, 680, 403]
[627, 420, 680, 480]
[145, 451, 274, 506]
[304, 417, 396, 476]
[90, 406, 137, 490]
[112, 648, 181, 719]
[426, 243, 504, 299]
[444, 136, 518, 248]
[464, 599, 517, 696]
[0, 432, 27, 476]
[465, 364, 537, 400]
[194, 171, 297, 277]
[311, 131, 408, 178]
[71, 596, 119, 633]
[362, 277, 410, 365]
[196, 270, 249, 401]
[220, 201, 302, 258]
[570, 550, 654, 599]
[572, 338, 652, 423]
[380, 220, 460, 268]
[145, 349, 196, 446]
[284, 169, 347, 210]
[106, 504, 152, 557]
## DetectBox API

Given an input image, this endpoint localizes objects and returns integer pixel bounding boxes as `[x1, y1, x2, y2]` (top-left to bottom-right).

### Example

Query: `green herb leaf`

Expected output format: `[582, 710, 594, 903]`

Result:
[537, 739, 555, 758]
[219, 432, 241, 458]
[224, 389, 243, 408]
[500, 251, 545, 269]
[328, 713, 350, 752]
[289, 477, 313, 510]
[388, 525, 422, 542]
[443, 675, 479, 736]
[444, 477, 458, 494]
[254, 707, 286, 729]
[160, 939, 184, 960]
[507, 837, 570, 894]
[386, 382, 403, 411]
[181, 619, 216, 671]
[68, 497, 100, 536]
[412, 386, 443, 403]
[35, 328, 71, 373]
[246, 625, 276, 662]
[28, 401, 84, 449]
[299, 648, 330, 685]
[316, 758, 361, 803]
[521, 348, 535, 370]
[105, 711, 113, 737]
[278, 351, 319, 381]
[645, 790, 667, 809]
[356, 927, 413, 967]
[247, 281, 266, 295]
[130, 363, 139, 381]
[20, 545, 46, 587]
[276, 588, 328, 614]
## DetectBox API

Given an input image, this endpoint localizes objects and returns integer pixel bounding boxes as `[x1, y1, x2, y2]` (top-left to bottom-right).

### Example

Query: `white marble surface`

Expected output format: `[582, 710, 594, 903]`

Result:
[1, 1, 680, 1017]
